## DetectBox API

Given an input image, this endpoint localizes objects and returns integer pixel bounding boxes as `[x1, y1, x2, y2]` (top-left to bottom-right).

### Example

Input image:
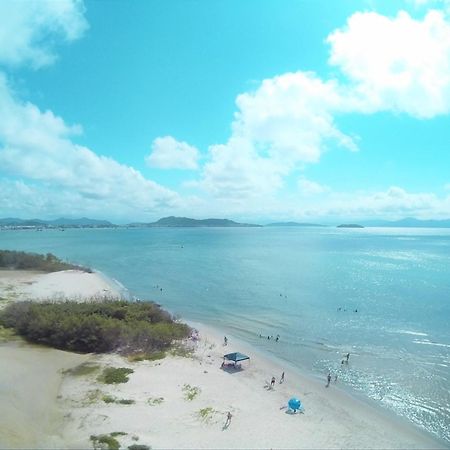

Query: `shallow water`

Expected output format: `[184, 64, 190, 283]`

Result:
[1, 226, 449, 442]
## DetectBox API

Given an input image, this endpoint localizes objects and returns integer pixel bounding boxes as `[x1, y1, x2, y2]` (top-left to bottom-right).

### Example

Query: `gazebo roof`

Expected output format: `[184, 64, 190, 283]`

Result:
[223, 352, 250, 362]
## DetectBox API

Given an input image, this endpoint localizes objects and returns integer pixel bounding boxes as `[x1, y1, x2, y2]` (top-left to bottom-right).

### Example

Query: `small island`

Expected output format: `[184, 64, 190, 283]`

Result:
[337, 224, 365, 228]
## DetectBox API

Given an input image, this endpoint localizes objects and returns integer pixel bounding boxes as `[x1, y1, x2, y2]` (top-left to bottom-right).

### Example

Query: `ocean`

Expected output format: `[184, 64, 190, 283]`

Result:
[1, 226, 449, 442]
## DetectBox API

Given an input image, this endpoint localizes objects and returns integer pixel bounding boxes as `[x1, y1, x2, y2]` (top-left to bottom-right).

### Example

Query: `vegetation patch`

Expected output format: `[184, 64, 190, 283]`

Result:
[102, 394, 135, 405]
[110, 432, 127, 437]
[0, 299, 191, 354]
[198, 406, 218, 423]
[0, 325, 17, 342]
[147, 397, 164, 406]
[182, 384, 201, 401]
[0, 249, 90, 272]
[102, 395, 116, 404]
[84, 389, 103, 404]
[169, 344, 194, 358]
[128, 351, 166, 362]
[99, 367, 134, 384]
[90, 433, 120, 450]
[64, 362, 100, 377]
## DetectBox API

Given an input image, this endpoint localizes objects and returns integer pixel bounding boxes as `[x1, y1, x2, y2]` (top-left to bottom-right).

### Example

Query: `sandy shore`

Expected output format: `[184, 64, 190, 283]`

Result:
[0, 270, 445, 449]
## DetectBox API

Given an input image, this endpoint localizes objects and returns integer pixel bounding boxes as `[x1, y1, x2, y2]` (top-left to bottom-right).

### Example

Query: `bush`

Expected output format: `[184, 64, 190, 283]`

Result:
[0, 299, 191, 355]
[99, 367, 134, 384]
[90, 434, 120, 450]
[0, 250, 90, 272]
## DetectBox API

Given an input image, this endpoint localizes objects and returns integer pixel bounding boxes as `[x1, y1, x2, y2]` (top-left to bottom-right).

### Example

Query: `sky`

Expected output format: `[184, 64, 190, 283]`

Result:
[0, 0, 449, 223]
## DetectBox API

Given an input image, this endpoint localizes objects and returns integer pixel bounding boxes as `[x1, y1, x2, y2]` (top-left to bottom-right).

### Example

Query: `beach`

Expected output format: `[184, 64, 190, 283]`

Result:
[0, 269, 444, 449]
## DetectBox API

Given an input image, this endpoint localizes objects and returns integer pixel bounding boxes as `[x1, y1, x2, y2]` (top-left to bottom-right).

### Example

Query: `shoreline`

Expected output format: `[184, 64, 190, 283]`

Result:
[0, 269, 446, 449]
[188, 320, 447, 448]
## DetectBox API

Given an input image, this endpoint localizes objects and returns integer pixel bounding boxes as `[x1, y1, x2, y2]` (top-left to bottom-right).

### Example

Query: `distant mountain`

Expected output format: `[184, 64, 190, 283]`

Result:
[337, 224, 364, 228]
[0, 217, 114, 227]
[142, 216, 261, 227]
[361, 218, 450, 228]
[266, 222, 326, 227]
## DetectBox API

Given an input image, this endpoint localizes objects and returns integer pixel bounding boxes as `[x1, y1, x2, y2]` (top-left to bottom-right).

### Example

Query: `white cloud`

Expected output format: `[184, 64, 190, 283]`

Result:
[327, 10, 450, 118]
[146, 136, 200, 170]
[196, 72, 357, 200]
[198, 137, 286, 200]
[0, 0, 88, 68]
[0, 74, 180, 219]
[298, 177, 329, 195]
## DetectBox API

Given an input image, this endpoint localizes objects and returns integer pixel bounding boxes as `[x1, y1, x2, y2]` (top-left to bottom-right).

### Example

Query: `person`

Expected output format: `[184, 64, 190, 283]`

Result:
[275, 334, 280, 342]
[326, 373, 331, 387]
[271, 376, 276, 388]
[280, 371, 285, 384]
[224, 336, 228, 346]
[346, 352, 350, 363]
[225, 411, 232, 427]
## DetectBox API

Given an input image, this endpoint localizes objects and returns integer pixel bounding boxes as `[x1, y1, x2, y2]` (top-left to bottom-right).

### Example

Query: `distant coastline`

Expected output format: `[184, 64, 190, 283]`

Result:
[2, 215, 450, 230]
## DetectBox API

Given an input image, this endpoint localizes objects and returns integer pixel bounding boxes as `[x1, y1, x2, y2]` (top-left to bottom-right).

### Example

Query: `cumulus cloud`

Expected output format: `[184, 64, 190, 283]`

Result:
[0, 74, 180, 219]
[298, 177, 329, 195]
[327, 10, 450, 118]
[0, 0, 88, 68]
[146, 136, 200, 170]
[196, 72, 357, 200]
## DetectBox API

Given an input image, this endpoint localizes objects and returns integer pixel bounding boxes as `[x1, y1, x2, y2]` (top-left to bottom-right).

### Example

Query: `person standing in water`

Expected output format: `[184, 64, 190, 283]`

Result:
[224, 336, 228, 346]
[346, 352, 350, 363]
[326, 373, 331, 387]
[280, 371, 285, 384]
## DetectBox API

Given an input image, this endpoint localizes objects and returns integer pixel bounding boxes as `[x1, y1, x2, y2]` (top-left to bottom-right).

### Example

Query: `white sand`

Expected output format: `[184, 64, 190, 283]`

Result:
[59, 326, 443, 450]
[0, 269, 122, 302]
[0, 270, 444, 449]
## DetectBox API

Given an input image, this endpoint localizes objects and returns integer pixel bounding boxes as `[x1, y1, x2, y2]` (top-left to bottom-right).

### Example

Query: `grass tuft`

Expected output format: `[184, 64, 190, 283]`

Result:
[198, 406, 218, 423]
[127, 351, 166, 362]
[182, 384, 201, 401]
[147, 397, 164, 406]
[64, 362, 100, 377]
[99, 367, 134, 384]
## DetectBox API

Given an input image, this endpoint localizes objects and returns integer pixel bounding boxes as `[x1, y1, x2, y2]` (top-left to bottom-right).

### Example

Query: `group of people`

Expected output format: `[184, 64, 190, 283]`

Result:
[326, 353, 350, 387]
[268, 371, 285, 389]
[259, 334, 280, 342]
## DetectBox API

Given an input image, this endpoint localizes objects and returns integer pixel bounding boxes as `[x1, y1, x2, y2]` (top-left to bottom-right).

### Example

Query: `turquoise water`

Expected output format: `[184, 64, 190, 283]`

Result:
[1, 226, 449, 442]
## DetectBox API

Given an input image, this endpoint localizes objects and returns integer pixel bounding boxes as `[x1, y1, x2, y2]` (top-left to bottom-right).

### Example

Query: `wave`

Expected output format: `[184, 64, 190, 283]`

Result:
[413, 339, 450, 348]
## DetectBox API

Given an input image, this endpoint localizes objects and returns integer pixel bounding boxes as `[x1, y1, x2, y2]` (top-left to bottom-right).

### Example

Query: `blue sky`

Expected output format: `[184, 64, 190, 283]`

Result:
[0, 0, 449, 222]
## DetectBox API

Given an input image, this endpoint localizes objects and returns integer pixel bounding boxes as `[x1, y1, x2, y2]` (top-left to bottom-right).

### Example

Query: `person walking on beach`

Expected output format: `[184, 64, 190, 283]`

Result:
[280, 371, 285, 384]
[346, 352, 350, 363]
[224, 336, 228, 346]
[326, 373, 331, 387]
[224, 411, 232, 428]
[271, 376, 276, 388]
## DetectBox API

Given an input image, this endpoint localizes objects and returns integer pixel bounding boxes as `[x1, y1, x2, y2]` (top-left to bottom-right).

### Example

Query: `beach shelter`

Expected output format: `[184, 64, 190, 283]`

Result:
[223, 352, 250, 367]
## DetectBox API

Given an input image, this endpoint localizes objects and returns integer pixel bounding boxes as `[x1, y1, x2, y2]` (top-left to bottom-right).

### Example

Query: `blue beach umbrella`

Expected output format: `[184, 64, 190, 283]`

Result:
[288, 397, 302, 411]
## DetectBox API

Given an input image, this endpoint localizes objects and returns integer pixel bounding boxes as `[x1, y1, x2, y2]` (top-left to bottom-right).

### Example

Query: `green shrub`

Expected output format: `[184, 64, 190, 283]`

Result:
[99, 367, 134, 384]
[102, 395, 116, 404]
[90, 434, 120, 450]
[0, 250, 90, 272]
[0, 299, 190, 355]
